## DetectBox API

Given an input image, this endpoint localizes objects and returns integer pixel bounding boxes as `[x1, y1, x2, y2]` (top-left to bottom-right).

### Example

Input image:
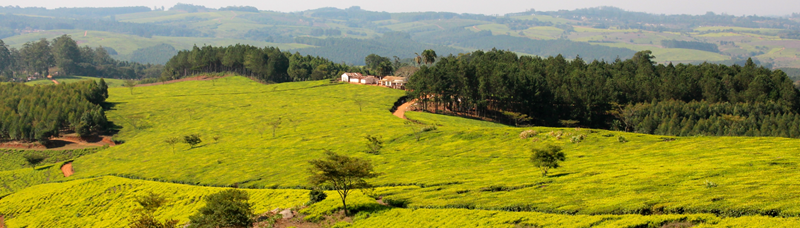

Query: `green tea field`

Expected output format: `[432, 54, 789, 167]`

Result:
[3, 76, 800, 227]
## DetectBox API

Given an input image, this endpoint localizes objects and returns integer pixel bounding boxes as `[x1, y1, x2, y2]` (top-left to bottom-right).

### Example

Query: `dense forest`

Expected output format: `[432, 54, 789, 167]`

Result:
[161, 44, 361, 83]
[415, 28, 636, 61]
[0, 14, 205, 39]
[0, 36, 162, 81]
[661, 40, 720, 53]
[406, 49, 800, 138]
[294, 32, 465, 65]
[0, 80, 109, 143]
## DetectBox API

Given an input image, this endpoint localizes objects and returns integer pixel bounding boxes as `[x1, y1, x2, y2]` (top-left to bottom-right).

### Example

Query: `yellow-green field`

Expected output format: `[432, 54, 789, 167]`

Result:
[4, 77, 800, 226]
[24, 76, 128, 87]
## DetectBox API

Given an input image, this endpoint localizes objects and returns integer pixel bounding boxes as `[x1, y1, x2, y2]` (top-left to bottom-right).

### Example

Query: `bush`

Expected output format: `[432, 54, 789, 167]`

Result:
[570, 134, 586, 143]
[309, 189, 327, 204]
[519, 130, 538, 139]
[183, 134, 202, 148]
[364, 135, 383, 155]
[188, 189, 253, 228]
[618, 135, 628, 143]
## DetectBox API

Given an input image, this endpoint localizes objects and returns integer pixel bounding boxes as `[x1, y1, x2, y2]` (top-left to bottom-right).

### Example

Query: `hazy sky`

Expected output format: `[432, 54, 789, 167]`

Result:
[9, 0, 800, 16]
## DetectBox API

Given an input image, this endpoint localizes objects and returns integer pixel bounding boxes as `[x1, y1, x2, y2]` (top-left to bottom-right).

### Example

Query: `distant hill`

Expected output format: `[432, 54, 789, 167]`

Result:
[2, 4, 800, 67]
[294, 32, 468, 65]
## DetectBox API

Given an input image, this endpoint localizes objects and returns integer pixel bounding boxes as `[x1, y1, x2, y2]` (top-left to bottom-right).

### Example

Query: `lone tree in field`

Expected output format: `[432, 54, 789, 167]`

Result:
[124, 79, 136, 95]
[183, 134, 202, 148]
[308, 150, 381, 215]
[530, 145, 566, 177]
[353, 96, 366, 112]
[268, 117, 282, 138]
[164, 137, 180, 153]
[188, 189, 254, 228]
[364, 135, 383, 154]
[23, 153, 47, 169]
[129, 192, 179, 228]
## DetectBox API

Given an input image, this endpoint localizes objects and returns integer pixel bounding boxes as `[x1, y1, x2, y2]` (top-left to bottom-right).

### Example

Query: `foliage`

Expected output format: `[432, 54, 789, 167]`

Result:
[406, 49, 800, 137]
[529, 145, 566, 177]
[22, 153, 47, 169]
[308, 150, 381, 215]
[164, 137, 180, 153]
[363, 135, 383, 155]
[129, 192, 179, 228]
[309, 189, 327, 204]
[0, 80, 108, 143]
[183, 134, 202, 148]
[661, 39, 720, 53]
[0, 176, 307, 227]
[188, 189, 254, 228]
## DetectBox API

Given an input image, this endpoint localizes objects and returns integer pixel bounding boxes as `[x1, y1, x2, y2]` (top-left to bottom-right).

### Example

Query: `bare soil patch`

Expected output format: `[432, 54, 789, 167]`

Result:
[61, 162, 74, 177]
[0, 214, 5, 228]
[262, 210, 352, 228]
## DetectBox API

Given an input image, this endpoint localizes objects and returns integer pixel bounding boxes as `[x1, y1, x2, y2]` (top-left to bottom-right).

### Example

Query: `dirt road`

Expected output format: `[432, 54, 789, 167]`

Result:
[393, 100, 415, 119]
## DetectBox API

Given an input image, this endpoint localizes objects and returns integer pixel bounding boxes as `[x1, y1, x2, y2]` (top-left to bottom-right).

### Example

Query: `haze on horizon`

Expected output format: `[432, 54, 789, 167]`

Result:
[8, 0, 800, 17]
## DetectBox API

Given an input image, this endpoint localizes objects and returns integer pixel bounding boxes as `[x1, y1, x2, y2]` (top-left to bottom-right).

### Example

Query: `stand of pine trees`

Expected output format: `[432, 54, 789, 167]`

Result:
[161, 44, 359, 83]
[0, 80, 108, 143]
[406, 49, 800, 138]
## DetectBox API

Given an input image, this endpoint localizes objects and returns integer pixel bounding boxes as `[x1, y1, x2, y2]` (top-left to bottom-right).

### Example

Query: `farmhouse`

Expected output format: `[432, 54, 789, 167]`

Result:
[341, 72, 379, 84]
[380, 76, 407, 89]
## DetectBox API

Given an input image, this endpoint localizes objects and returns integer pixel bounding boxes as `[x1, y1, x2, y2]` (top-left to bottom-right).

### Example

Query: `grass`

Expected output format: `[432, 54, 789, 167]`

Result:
[593, 42, 730, 63]
[32, 76, 797, 219]
[0, 148, 104, 171]
[0, 163, 66, 196]
[0, 176, 308, 227]
[24, 76, 128, 87]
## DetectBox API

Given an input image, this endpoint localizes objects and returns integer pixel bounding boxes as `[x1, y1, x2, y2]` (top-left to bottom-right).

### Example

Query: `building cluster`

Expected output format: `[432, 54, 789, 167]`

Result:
[340, 73, 407, 89]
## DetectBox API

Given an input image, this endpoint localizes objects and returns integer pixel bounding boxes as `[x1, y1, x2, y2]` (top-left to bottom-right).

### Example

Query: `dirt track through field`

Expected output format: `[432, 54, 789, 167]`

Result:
[393, 100, 415, 119]
[1, 214, 5, 228]
[61, 162, 73, 177]
[51, 79, 59, 85]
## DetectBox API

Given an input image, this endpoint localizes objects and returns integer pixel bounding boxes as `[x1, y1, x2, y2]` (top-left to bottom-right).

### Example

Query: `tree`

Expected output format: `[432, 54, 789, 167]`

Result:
[183, 134, 202, 148]
[52, 35, 81, 75]
[129, 192, 179, 228]
[353, 95, 366, 112]
[530, 145, 566, 177]
[124, 80, 136, 95]
[364, 135, 383, 154]
[23, 153, 47, 169]
[421, 49, 437, 65]
[502, 111, 532, 127]
[268, 117, 282, 138]
[308, 150, 381, 215]
[165, 137, 180, 153]
[188, 189, 254, 228]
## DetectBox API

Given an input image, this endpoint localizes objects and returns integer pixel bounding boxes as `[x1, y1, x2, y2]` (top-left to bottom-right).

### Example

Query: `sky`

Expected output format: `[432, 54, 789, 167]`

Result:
[7, 0, 799, 16]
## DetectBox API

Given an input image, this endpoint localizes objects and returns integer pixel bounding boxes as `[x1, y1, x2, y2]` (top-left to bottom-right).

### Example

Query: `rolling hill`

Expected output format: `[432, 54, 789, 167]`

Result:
[4, 5, 798, 67]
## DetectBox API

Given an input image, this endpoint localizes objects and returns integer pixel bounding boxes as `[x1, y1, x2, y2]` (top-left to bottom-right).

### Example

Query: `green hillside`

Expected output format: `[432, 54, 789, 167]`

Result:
[3, 77, 800, 226]
[17, 77, 799, 216]
[25, 76, 128, 87]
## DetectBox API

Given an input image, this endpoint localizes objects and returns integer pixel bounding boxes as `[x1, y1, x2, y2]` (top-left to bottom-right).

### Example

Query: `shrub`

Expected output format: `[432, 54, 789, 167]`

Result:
[519, 130, 538, 139]
[618, 135, 628, 143]
[23, 154, 48, 169]
[364, 135, 383, 155]
[570, 134, 586, 143]
[183, 134, 202, 148]
[188, 189, 254, 228]
[309, 189, 327, 204]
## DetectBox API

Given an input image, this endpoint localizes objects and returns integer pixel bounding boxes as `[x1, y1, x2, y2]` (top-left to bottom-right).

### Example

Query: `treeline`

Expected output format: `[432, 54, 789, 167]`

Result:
[661, 40, 719, 53]
[0, 80, 108, 143]
[406, 49, 800, 138]
[620, 100, 800, 138]
[161, 44, 357, 83]
[0, 14, 205, 39]
[0, 36, 162, 81]
[294, 32, 464, 65]
[415, 28, 636, 61]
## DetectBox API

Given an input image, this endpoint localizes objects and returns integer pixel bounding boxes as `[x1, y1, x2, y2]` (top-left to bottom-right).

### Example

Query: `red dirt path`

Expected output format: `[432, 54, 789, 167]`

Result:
[61, 162, 74, 177]
[50, 79, 59, 85]
[0, 215, 5, 228]
[393, 100, 415, 119]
